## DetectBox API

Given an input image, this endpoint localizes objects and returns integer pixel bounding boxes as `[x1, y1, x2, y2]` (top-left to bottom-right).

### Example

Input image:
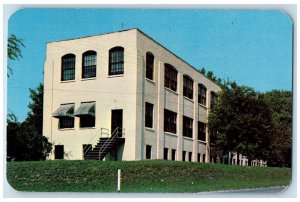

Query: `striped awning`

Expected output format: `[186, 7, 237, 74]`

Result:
[74, 102, 95, 117]
[52, 104, 74, 118]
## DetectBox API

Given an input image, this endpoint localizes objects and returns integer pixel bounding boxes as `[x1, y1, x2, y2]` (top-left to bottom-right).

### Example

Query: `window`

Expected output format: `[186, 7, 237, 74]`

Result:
[82, 51, 97, 78]
[59, 117, 74, 129]
[109, 46, 124, 75]
[164, 109, 177, 134]
[197, 153, 201, 162]
[55, 145, 64, 159]
[182, 151, 186, 161]
[183, 116, 193, 138]
[198, 84, 207, 106]
[53, 103, 75, 129]
[83, 144, 92, 159]
[164, 64, 178, 91]
[203, 154, 206, 163]
[164, 148, 168, 160]
[145, 102, 154, 128]
[189, 152, 192, 162]
[74, 102, 96, 128]
[183, 75, 193, 99]
[61, 54, 75, 81]
[198, 122, 206, 142]
[80, 116, 95, 128]
[211, 92, 218, 110]
[146, 52, 154, 80]
[171, 149, 176, 161]
[146, 145, 152, 159]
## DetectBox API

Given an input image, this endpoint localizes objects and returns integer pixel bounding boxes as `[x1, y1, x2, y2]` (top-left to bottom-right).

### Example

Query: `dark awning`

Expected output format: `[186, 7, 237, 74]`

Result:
[52, 104, 74, 118]
[74, 102, 95, 117]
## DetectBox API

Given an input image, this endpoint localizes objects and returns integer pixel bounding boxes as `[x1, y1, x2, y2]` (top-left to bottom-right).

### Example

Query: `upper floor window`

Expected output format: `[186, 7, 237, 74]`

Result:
[145, 102, 154, 128]
[146, 52, 154, 80]
[183, 116, 193, 138]
[211, 92, 218, 110]
[82, 51, 97, 79]
[198, 122, 206, 141]
[109, 46, 124, 76]
[198, 84, 207, 106]
[61, 54, 75, 81]
[183, 75, 193, 99]
[164, 109, 177, 134]
[164, 64, 178, 92]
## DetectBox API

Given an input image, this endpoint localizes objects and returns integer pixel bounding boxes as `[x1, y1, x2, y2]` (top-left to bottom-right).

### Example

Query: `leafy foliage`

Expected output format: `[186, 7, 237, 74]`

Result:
[7, 34, 25, 76]
[261, 90, 292, 167]
[7, 83, 52, 161]
[197, 67, 223, 87]
[208, 82, 273, 165]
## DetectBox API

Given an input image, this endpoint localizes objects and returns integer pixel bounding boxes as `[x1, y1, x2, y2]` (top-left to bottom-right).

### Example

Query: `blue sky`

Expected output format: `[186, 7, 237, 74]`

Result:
[7, 9, 293, 122]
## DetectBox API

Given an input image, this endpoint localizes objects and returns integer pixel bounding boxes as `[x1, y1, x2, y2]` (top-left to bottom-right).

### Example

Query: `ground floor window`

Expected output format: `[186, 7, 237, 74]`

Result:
[197, 153, 201, 162]
[59, 117, 74, 129]
[171, 149, 176, 161]
[203, 154, 206, 163]
[55, 145, 64, 159]
[189, 152, 192, 162]
[80, 116, 95, 128]
[164, 148, 168, 160]
[146, 145, 152, 159]
[182, 151, 186, 161]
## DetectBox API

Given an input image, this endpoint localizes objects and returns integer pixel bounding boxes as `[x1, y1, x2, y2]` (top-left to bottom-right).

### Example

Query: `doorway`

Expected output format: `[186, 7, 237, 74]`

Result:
[111, 109, 123, 135]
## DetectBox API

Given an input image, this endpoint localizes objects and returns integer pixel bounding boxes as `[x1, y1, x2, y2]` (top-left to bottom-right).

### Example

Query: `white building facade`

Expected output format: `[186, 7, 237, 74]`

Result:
[43, 28, 221, 162]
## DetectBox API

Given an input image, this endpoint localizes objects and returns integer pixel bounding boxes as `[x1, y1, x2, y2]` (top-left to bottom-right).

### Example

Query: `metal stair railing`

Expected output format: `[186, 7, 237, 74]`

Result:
[83, 127, 110, 158]
[98, 127, 125, 160]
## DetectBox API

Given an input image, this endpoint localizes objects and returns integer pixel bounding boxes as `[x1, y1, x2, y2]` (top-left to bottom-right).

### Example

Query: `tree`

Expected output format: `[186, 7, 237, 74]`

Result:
[7, 34, 25, 77]
[208, 82, 273, 165]
[6, 83, 52, 161]
[262, 90, 292, 167]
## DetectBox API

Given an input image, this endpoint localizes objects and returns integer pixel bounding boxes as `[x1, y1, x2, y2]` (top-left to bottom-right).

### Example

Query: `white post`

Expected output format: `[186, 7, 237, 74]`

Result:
[117, 169, 121, 192]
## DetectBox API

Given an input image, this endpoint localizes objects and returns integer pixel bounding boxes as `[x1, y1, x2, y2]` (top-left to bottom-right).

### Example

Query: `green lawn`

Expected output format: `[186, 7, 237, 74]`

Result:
[6, 160, 291, 193]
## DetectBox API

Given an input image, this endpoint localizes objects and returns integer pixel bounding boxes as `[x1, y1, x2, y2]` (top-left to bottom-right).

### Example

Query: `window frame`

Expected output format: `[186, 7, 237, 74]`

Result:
[146, 52, 154, 80]
[164, 64, 178, 92]
[61, 54, 76, 81]
[164, 109, 177, 134]
[198, 84, 207, 106]
[183, 116, 193, 138]
[145, 102, 154, 128]
[59, 116, 74, 129]
[198, 122, 206, 142]
[109, 46, 124, 76]
[183, 75, 194, 100]
[82, 50, 97, 79]
[211, 91, 218, 110]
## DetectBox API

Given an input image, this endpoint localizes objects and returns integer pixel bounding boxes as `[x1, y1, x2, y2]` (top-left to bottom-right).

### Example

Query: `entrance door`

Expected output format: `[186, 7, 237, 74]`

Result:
[111, 109, 123, 136]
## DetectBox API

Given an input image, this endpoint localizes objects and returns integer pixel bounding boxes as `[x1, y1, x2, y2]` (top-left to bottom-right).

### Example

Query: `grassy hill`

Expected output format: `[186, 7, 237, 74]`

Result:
[6, 160, 291, 193]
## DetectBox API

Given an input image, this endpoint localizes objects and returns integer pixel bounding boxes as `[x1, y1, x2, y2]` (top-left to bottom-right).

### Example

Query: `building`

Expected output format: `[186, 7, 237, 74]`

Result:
[43, 28, 221, 162]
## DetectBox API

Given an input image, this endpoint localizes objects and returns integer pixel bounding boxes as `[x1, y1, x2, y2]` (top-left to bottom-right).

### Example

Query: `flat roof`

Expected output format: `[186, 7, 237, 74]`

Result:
[49, 28, 221, 89]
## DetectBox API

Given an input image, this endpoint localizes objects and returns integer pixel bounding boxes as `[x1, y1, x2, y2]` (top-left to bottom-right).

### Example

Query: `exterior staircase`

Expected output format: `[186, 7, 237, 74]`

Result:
[83, 127, 125, 160]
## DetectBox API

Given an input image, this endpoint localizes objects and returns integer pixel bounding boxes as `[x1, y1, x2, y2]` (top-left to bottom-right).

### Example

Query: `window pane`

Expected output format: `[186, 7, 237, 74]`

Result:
[145, 102, 153, 128]
[164, 109, 177, 134]
[164, 64, 177, 91]
[146, 52, 154, 80]
[62, 54, 75, 81]
[83, 52, 96, 78]
[59, 117, 74, 129]
[109, 47, 124, 75]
